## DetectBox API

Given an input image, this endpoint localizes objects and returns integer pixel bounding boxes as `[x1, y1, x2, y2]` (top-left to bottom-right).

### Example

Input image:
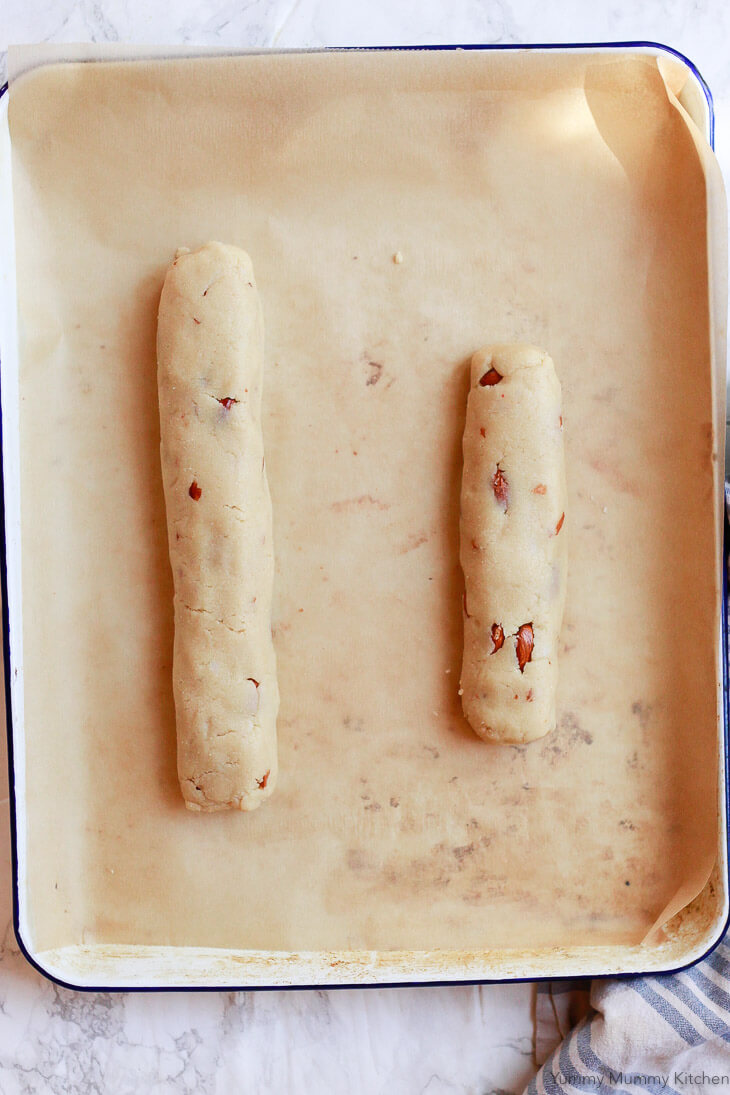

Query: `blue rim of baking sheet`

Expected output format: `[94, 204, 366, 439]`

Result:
[0, 40, 727, 993]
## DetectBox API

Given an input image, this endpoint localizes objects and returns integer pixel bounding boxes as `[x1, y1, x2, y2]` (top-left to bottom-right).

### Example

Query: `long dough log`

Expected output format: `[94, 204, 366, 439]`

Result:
[460, 344, 567, 744]
[157, 242, 279, 810]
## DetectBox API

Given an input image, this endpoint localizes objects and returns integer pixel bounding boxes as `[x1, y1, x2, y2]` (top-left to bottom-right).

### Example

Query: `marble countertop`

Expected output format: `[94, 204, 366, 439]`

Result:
[1, 1, 729, 1092]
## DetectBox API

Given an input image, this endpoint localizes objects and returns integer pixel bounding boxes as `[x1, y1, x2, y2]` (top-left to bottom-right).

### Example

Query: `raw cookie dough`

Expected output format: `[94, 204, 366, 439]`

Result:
[157, 242, 279, 810]
[460, 344, 567, 744]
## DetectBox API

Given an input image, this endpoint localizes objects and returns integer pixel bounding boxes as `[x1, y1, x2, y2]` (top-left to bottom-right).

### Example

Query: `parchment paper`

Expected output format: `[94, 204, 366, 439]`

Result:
[7, 46, 723, 955]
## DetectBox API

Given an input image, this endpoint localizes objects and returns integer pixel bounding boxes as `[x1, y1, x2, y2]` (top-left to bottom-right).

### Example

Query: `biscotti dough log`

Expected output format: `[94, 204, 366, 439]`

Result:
[157, 242, 279, 811]
[460, 344, 567, 744]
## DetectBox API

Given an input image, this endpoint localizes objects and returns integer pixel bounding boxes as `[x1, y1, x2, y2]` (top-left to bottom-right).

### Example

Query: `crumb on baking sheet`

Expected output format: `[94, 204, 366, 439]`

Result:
[393, 251, 404, 264]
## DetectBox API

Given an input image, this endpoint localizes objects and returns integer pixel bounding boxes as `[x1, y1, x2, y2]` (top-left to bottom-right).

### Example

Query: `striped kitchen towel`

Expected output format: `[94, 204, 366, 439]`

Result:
[527, 935, 730, 1094]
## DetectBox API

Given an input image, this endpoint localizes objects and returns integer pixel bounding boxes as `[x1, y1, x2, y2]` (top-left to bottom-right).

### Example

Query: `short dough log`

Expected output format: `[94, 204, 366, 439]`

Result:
[460, 344, 567, 744]
[157, 242, 279, 810]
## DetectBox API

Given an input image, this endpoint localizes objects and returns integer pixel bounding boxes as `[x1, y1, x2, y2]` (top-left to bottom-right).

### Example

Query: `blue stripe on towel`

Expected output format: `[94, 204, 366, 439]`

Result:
[532, 1015, 683, 1095]
[658, 974, 730, 1042]
[559, 1034, 602, 1093]
[536, 1038, 609, 1095]
[630, 979, 704, 1046]
[707, 948, 730, 981]
[686, 965, 730, 1015]
[575, 1021, 637, 1095]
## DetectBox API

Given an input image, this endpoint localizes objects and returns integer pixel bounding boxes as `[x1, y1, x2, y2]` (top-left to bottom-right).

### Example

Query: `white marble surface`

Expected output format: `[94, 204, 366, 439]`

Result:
[1, 1, 729, 1092]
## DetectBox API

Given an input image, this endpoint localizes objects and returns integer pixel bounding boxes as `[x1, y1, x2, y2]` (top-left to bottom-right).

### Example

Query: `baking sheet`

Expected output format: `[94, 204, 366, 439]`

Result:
[4, 46, 726, 972]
